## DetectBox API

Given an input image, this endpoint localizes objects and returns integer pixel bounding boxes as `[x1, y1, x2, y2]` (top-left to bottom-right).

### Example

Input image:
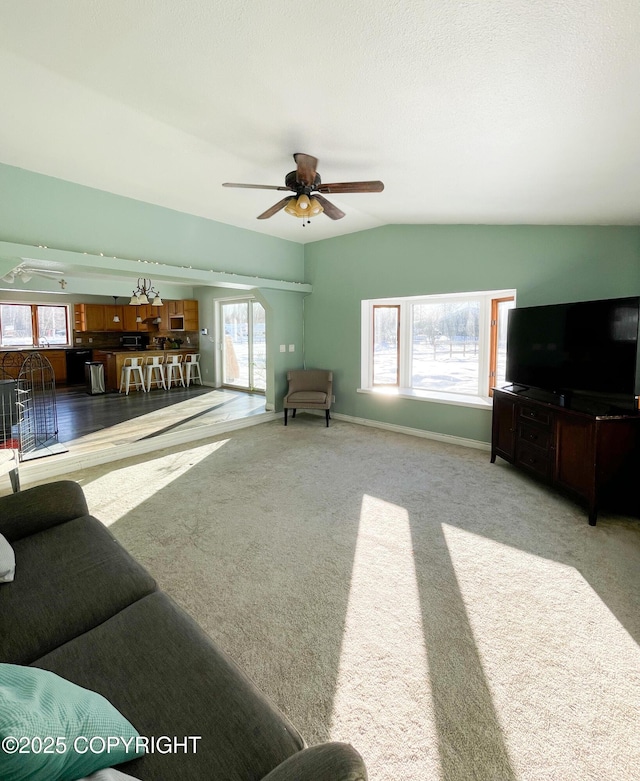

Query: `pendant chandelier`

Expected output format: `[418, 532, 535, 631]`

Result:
[129, 278, 163, 307]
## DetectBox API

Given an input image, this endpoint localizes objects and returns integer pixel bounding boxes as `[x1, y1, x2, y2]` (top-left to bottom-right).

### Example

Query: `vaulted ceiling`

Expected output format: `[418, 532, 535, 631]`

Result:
[1, 1, 639, 245]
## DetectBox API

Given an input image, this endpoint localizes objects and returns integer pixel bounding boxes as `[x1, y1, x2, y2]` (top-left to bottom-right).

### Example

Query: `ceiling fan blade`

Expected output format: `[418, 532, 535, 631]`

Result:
[293, 153, 318, 187]
[223, 182, 290, 191]
[317, 180, 384, 194]
[313, 194, 346, 220]
[257, 196, 295, 220]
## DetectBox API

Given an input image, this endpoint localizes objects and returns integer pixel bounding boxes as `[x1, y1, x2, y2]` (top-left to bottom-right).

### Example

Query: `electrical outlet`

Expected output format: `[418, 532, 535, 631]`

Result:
[332, 395, 335, 403]
[279, 344, 286, 352]
[88, 338, 93, 343]
[288, 344, 295, 352]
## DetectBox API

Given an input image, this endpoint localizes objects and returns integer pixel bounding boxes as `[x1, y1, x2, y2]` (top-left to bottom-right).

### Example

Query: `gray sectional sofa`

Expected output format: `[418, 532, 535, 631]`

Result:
[0, 480, 367, 781]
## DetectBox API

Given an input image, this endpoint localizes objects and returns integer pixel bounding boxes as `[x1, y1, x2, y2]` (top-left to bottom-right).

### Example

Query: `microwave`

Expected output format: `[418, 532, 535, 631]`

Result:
[121, 335, 149, 349]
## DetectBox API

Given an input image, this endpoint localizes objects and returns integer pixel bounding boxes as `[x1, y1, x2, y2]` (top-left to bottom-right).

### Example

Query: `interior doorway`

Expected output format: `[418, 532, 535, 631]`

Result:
[221, 299, 266, 392]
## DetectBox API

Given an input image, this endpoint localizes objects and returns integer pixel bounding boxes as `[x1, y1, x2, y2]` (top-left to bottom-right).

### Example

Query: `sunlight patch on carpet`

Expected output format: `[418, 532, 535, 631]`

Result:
[441, 522, 640, 778]
[78, 439, 229, 526]
[329, 494, 441, 778]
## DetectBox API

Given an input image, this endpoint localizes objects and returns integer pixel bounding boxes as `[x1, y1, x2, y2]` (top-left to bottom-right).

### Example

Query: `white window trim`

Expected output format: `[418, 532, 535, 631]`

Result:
[361, 289, 516, 409]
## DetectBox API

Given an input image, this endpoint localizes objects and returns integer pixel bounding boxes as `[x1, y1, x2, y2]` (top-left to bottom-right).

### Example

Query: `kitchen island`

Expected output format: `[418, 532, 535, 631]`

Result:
[93, 349, 197, 391]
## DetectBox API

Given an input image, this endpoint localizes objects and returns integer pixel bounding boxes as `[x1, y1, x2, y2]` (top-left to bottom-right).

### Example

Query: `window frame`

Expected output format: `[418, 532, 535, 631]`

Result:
[372, 304, 400, 387]
[361, 289, 516, 407]
[0, 302, 71, 348]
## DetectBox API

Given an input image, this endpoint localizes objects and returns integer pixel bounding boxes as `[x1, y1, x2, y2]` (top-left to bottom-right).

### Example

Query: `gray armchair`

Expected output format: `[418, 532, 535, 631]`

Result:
[283, 369, 333, 427]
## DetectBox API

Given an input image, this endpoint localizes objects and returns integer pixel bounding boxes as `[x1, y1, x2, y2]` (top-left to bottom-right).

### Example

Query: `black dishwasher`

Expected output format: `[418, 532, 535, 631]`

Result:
[65, 349, 93, 385]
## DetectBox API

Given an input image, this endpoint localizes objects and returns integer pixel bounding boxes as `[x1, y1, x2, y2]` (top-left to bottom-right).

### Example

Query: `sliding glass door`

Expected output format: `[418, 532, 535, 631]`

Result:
[221, 300, 266, 391]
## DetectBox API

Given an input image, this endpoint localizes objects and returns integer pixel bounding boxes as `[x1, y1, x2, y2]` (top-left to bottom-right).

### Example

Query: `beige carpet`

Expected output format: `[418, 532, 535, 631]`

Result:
[51, 417, 640, 780]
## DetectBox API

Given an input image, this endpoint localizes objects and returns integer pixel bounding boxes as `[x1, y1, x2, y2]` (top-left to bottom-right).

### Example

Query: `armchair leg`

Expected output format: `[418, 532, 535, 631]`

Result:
[284, 408, 288, 426]
[292, 409, 296, 418]
[326, 409, 330, 427]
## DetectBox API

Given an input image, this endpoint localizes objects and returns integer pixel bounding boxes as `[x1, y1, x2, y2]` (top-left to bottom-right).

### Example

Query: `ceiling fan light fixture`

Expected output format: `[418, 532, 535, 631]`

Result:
[308, 197, 323, 216]
[224, 153, 382, 223]
[284, 199, 304, 218]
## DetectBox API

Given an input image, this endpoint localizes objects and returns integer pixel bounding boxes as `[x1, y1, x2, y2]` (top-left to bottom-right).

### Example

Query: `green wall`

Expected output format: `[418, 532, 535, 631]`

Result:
[303, 225, 640, 443]
[3, 163, 639, 439]
[0, 164, 307, 403]
[0, 162, 304, 281]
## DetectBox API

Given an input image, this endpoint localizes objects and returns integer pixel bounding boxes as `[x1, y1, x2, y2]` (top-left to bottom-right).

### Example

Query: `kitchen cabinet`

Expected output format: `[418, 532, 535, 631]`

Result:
[73, 300, 197, 334]
[84, 305, 106, 332]
[183, 300, 199, 331]
[0, 350, 67, 383]
[74, 304, 106, 332]
[45, 350, 67, 383]
[164, 299, 199, 331]
[104, 306, 124, 331]
[121, 304, 158, 331]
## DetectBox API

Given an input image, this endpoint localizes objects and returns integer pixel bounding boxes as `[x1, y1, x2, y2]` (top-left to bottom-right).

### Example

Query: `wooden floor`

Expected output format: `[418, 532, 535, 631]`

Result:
[0, 383, 270, 489]
[54, 384, 266, 447]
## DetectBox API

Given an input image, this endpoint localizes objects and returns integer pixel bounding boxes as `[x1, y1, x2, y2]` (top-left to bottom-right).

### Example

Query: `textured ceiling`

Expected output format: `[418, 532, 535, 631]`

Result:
[1, 0, 639, 244]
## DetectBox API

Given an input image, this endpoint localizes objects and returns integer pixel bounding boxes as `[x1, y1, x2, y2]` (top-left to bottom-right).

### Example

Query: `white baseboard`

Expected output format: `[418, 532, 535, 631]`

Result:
[329, 411, 491, 451]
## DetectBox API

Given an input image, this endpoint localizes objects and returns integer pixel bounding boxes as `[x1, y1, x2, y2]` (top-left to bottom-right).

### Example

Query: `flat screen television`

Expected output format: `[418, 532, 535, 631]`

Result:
[505, 296, 640, 399]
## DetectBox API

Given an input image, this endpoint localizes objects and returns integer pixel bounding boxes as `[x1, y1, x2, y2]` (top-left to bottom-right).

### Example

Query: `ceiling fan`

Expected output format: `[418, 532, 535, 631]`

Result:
[223, 153, 384, 224]
[1, 264, 65, 284]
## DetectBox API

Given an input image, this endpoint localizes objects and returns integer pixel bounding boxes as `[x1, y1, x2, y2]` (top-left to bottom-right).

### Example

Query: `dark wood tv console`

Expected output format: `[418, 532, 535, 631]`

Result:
[491, 388, 640, 525]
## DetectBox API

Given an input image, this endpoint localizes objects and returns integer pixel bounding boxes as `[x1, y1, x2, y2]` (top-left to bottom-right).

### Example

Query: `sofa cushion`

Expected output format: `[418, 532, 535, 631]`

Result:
[0, 663, 143, 781]
[33, 591, 305, 781]
[0, 516, 156, 664]
[0, 481, 89, 542]
[0, 533, 15, 582]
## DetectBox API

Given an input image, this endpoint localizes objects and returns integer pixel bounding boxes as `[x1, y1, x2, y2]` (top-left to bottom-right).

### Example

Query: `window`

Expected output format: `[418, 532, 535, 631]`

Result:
[361, 290, 515, 405]
[0, 304, 70, 347]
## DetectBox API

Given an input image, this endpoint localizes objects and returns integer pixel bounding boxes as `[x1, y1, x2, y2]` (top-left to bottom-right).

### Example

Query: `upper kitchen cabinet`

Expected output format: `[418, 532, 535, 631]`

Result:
[74, 304, 106, 332]
[105, 306, 124, 331]
[122, 304, 155, 331]
[182, 300, 199, 331]
[159, 300, 199, 331]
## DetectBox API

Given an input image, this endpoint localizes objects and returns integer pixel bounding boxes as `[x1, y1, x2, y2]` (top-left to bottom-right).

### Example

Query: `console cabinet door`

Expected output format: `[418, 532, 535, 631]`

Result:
[554, 416, 596, 502]
[491, 392, 517, 461]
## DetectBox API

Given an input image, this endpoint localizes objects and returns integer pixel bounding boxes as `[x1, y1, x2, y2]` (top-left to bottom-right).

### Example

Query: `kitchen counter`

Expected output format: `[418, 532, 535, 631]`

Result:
[93, 349, 197, 391]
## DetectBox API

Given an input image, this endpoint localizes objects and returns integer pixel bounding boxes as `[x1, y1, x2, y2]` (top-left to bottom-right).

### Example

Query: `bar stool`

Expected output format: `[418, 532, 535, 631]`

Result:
[144, 355, 166, 391]
[165, 354, 185, 388]
[119, 356, 146, 395]
[184, 353, 202, 386]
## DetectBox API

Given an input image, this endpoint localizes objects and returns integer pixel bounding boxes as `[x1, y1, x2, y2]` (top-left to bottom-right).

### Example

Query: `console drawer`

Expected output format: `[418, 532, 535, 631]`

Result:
[516, 442, 553, 479]
[518, 422, 551, 451]
[519, 404, 552, 427]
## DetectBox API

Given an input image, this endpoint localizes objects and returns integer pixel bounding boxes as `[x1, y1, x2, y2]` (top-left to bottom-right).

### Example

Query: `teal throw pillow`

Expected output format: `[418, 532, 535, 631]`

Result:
[0, 664, 144, 781]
